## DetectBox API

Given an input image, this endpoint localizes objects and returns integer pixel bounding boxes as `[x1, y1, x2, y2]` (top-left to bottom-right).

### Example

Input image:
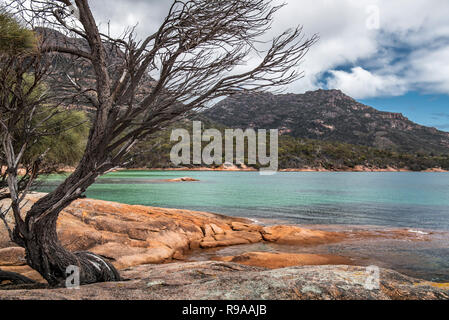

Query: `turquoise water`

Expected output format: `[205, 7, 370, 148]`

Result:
[39, 171, 449, 231]
[38, 171, 449, 281]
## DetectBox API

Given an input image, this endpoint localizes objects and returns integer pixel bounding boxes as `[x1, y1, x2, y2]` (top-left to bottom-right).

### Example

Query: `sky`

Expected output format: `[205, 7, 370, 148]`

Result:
[87, 0, 449, 131]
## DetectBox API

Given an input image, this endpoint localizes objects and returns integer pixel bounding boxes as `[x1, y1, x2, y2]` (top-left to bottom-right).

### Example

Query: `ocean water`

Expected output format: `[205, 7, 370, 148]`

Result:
[37, 171, 449, 282]
[39, 171, 449, 231]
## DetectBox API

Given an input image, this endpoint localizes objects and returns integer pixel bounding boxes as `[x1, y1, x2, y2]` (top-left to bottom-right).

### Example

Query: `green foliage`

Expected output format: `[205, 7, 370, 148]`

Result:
[129, 120, 449, 171]
[0, 11, 89, 191]
[0, 73, 89, 168]
[26, 109, 90, 166]
[0, 12, 36, 54]
[277, 135, 449, 171]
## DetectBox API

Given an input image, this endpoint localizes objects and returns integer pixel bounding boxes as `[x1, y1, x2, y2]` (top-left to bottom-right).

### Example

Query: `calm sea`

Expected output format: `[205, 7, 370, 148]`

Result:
[40, 171, 449, 230]
[38, 171, 449, 282]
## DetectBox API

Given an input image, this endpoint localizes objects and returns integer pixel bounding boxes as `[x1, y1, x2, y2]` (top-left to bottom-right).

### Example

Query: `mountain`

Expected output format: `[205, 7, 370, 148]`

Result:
[37, 27, 449, 156]
[203, 89, 449, 155]
[33, 29, 449, 169]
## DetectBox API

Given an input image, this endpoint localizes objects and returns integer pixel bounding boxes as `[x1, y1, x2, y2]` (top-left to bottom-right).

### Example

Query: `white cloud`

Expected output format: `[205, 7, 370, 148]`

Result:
[271, 0, 449, 97]
[406, 46, 449, 94]
[326, 67, 407, 99]
[88, 0, 449, 98]
[270, 0, 379, 93]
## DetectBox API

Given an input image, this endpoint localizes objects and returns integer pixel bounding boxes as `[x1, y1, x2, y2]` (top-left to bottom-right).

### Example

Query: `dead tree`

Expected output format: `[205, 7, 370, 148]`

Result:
[3, 0, 318, 286]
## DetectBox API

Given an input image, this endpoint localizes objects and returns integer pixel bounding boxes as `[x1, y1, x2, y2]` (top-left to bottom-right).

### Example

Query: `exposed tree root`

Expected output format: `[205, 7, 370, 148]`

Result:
[0, 269, 36, 285]
[75, 251, 122, 284]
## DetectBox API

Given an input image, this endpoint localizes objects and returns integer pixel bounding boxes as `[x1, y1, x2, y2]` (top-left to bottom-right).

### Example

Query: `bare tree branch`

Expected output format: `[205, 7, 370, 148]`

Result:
[2, 0, 318, 286]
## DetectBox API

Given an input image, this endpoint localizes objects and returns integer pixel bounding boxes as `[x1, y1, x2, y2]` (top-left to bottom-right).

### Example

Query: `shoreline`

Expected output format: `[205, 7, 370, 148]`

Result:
[0, 194, 446, 276]
[125, 167, 449, 173]
[49, 166, 449, 174]
[1, 194, 448, 299]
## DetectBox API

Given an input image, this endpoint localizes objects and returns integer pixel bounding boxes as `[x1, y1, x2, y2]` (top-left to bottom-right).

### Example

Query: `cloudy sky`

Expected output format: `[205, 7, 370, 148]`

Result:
[88, 0, 449, 131]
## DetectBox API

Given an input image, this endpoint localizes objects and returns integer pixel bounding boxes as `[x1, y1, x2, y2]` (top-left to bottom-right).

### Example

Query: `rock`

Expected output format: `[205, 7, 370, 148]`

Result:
[210, 223, 225, 235]
[237, 162, 248, 169]
[0, 194, 436, 283]
[0, 266, 44, 283]
[202, 224, 214, 237]
[262, 225, 346, 245]
[165, 177, 199, 182]
[0, 262, 447, 300]
[0, 194, 262, 271]
[86, 242, 175, 270]
[172, 250, 187, 261]
[227, 231, 262, 243]
[200, 235, 249, 249]
[220, 162, 239, 170]
[115, 248, 174, 269]
[231, 221, 263, 233]
[0, 247, 26, 266]
[212, 252, 353, 269]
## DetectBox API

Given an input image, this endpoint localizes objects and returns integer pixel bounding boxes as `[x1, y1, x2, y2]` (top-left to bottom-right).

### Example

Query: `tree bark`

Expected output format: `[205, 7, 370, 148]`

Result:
[0, 269, 35, 285]
[23, 212, 119, 287]
[19, 162, 121, 287]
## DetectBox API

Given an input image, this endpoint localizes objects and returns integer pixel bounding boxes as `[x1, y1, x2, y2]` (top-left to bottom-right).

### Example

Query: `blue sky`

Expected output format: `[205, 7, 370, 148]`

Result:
[361, 93, 449, 132]
[319, 34, 449, 131]
[89, 0, 449, 131]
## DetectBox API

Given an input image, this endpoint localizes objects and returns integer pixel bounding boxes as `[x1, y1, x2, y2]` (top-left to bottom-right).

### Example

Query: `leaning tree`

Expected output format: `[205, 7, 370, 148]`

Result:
[0, 10, 92, 284]
[2, 0, 318, 286]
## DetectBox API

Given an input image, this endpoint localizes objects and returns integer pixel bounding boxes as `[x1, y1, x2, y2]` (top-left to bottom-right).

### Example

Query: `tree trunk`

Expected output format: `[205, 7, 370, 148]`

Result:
[19, 164, 121, 287]
[23, 211, 119, 287]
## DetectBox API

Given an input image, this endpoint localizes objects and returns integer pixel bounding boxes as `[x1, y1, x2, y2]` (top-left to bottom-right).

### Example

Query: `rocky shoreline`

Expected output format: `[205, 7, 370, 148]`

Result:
[139, 167, 449, 172]
[1, 262, 448, 300]
[48, 166, 449, 173]
[1, 194, 448, 299]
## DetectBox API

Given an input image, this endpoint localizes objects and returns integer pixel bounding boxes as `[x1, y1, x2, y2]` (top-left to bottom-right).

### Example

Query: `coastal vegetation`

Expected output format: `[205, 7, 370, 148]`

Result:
[0, 12, 89, 195]
[0, 0, 316, 286]
[0, 1, 448, 302]
[130, 119, 449, 171]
